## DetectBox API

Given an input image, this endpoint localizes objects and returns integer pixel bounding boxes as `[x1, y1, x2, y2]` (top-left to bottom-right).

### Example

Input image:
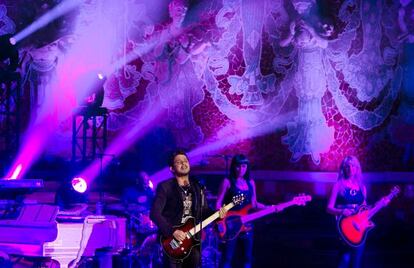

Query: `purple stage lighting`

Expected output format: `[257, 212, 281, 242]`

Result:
[150, 113, 294, 185]
[78, 101, 166, 184]
[9, 164, 23, 180]
[72, 177, 88, 193]
[11, 0, 83, 44]
[97, 73, 105, 80]
[6, 0, 151, 181]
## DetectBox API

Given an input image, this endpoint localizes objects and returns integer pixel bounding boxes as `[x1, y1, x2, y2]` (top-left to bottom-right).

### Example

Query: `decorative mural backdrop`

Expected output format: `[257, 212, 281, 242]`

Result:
[4, 0, 414, 172]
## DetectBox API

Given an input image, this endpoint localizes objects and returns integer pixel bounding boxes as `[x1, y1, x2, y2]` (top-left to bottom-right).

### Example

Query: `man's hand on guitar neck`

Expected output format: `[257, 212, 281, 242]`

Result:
[172, 206, 228, 242]
[219, 206, 228, 219]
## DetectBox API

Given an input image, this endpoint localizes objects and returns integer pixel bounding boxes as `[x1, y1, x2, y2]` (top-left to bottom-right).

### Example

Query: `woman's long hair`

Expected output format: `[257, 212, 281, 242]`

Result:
[228, 154, 251, 183]
[338, 155, 363, 190]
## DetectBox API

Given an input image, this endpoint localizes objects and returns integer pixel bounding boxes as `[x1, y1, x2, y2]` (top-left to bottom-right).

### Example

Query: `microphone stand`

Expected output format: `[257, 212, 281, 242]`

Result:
[199, 181, 204, 268]
[96, 153, 116, 215]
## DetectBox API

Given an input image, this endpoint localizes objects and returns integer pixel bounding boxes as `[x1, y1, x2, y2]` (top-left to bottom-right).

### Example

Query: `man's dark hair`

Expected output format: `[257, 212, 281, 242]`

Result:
[168, 149, 189, 167]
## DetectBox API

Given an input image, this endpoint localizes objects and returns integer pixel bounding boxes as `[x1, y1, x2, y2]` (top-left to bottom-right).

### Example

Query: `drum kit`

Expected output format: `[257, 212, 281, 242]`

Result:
[105, 202, 162, 268]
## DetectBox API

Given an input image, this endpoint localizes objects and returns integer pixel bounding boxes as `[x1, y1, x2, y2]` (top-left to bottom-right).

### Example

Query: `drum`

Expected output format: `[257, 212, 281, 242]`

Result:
[112, 250, 140, 268]
[133, 212, 157, 234]
[201, 226, 221, 267]
[136, 234, 163, 268]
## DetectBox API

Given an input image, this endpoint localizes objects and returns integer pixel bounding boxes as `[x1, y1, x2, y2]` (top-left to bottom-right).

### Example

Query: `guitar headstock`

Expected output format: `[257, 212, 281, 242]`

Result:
[379, 185, 400, 207]
[232, 194, 245, 206]
[292, 193, 312, 206]
[390, 185, 400, 198]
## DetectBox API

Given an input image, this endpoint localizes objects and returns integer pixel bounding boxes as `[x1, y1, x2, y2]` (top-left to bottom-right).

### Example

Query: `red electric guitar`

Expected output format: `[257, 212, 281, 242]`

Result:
[160, 194, 244, 261]
[217, 194, 312, 241]
[337, 185, 400, 247]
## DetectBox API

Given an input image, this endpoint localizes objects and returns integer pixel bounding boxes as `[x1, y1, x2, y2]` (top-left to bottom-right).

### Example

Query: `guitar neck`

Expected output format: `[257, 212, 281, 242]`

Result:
[367, 191, 397, 219]
[367, 204, 383, 220]
[188, 202, 235, 236]
[241, 200, 296, 224]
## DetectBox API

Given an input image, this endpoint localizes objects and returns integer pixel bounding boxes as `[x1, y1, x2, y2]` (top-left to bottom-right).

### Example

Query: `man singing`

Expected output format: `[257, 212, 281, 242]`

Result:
[150, 149, 227, 268]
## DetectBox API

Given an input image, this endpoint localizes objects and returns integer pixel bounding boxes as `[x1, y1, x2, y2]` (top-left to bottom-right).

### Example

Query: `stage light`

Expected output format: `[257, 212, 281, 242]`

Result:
[0, 34, 19, 72]
[77, 101, 166, 184]
[71, 177, 88, 193]
[11, 0, 83, 44]
[97, 73, 105, 80]
[148, 179, 154, 190]
[9, 164, 23, 180]
[75, 71, 106, 109]
[9, 37, 16, 46]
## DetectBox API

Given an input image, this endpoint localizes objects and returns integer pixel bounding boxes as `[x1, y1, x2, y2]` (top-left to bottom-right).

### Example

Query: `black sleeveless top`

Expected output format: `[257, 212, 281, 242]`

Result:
[336, 186, 364, 207]
[223, 178, 253, 210]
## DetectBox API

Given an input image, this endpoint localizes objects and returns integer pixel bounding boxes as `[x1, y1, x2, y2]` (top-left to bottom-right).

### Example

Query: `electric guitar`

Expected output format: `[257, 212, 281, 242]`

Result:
[217, 194, 312, 241]
[160, 194, 244, 260]
[337, 185, 400, 247]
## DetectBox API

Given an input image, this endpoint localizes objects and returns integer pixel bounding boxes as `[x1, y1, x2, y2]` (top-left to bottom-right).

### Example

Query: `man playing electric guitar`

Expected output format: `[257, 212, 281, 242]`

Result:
[150, 149, 228, 268]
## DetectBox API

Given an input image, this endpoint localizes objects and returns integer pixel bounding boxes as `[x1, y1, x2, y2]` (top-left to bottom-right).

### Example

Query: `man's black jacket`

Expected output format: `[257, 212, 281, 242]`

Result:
[150, 177, 213, 237]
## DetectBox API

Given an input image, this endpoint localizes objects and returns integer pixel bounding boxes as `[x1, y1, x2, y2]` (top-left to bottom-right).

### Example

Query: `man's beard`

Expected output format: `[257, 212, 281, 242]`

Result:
[175, 169, 190, 177]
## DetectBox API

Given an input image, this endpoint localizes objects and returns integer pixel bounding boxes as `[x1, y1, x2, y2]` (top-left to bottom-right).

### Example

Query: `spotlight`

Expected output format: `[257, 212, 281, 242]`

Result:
[11, 0, 83, 44]
[71, 177, 88, 193]
[76, 72, 105, 109]
[97, 73, 105, 80]
[9, 37, 16, 46]
[0, 34, 19, 72]
[148, 179, 154, 190]
[10, 164, 23, 180]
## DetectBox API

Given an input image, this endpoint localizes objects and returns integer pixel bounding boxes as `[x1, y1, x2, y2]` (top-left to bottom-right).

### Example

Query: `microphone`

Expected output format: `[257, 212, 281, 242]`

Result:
[195, 179, 206, 208]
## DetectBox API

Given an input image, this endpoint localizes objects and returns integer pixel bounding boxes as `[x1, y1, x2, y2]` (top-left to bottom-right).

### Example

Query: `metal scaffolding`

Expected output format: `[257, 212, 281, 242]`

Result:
[0, 72, 21, 161]
[72, 106, 108, 162]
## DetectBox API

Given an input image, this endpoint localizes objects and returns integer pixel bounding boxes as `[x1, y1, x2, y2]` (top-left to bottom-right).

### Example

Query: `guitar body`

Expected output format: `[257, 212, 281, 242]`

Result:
[337, 206, 374, 247]
[337, 186, 400, 247]
[217, 205, 252, 241]
[160, 217, 200, 260]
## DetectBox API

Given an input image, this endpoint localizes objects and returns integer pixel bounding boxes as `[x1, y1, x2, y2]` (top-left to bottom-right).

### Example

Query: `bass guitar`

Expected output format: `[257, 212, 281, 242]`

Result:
[337, 185, 400, 247]
[160, 194, 244, 260]
[217, 194, 312, 241]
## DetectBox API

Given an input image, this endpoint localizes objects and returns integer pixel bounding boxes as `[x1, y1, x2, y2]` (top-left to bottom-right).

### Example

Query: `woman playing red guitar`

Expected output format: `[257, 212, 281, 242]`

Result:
[327, 155, 367, 268]
[215, 154, 267, 268]
[327, 155, 395, 268]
